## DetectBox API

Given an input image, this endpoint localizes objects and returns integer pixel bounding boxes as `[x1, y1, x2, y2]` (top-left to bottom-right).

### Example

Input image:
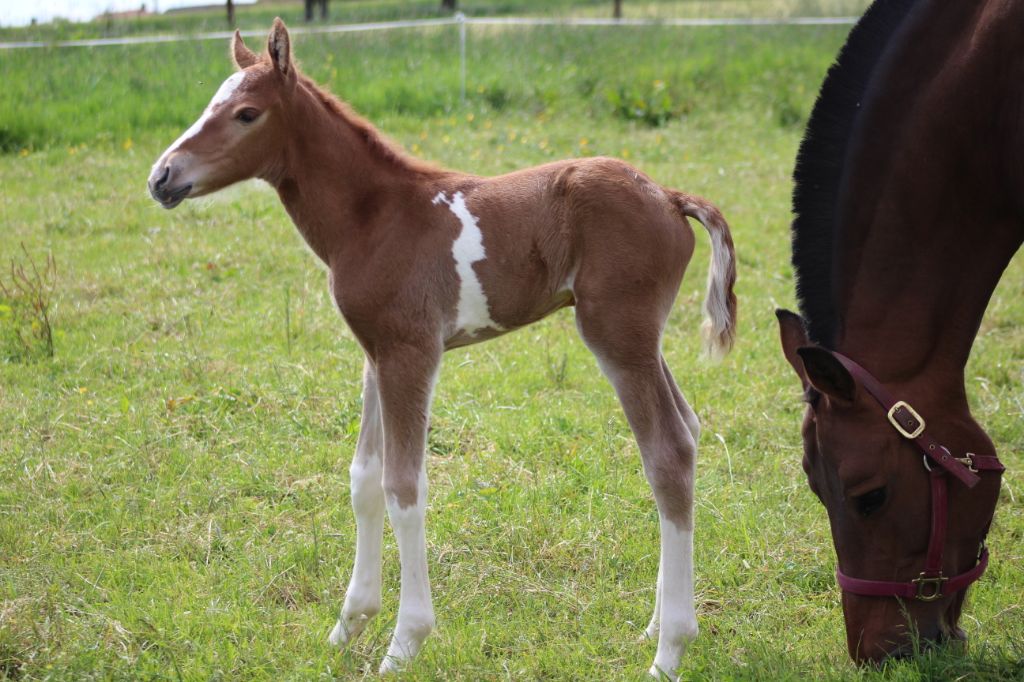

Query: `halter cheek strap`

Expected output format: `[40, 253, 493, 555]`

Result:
[827, 352, 1004, 602]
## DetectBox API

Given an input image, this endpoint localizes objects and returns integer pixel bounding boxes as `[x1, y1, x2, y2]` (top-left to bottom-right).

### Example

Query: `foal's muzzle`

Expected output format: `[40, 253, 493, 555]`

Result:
[148, 161, 193, 209]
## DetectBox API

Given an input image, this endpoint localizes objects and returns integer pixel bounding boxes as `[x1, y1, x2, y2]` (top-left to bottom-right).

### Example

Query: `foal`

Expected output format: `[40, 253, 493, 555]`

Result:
[148, 20, 737, 678]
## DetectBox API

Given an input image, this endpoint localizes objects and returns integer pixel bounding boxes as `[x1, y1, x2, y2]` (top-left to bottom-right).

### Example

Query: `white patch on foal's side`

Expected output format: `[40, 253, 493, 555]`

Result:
[153, 71, 247, 168]
[432, 191, 503, 336]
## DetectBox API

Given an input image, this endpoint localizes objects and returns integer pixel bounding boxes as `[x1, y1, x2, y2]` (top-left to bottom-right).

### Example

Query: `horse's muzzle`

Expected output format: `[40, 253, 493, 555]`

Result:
[854, 621, 967, 665]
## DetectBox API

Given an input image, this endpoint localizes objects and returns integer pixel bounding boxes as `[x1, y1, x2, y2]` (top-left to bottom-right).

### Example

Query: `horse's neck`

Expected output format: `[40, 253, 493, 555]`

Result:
[835, 213, 1020, 395]
[269, 86, 439, 264]
[830, 0, 1024, 390]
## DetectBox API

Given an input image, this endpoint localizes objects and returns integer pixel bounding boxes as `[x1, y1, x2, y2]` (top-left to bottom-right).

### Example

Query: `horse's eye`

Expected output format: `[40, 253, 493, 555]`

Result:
[235, 108, 260, 124]
[853, 487, 887, 517]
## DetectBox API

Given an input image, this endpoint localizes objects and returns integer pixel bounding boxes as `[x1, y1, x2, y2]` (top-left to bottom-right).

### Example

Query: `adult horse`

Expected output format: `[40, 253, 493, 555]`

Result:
[777, 0, 1021, 663]
[147, 19, 737, 679]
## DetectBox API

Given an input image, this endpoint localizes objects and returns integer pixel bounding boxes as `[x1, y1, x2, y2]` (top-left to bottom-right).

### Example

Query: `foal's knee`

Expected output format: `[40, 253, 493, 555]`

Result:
[382, 462, 426, 511]
[349, 457, 384, 512]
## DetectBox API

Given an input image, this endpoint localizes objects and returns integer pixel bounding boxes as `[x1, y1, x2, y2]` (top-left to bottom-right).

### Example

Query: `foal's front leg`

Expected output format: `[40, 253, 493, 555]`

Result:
[329, 359, 385, 647]
[375, 342, 442, 674]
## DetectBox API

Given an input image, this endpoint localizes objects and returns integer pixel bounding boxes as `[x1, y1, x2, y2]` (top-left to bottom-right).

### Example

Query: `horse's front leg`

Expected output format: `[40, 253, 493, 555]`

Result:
[375, 341, 442, 674]
[329, 358, 385, 648]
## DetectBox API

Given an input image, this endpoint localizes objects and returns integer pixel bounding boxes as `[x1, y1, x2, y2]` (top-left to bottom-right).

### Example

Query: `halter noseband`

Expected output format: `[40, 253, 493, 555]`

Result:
[828, 353, 1004, 602]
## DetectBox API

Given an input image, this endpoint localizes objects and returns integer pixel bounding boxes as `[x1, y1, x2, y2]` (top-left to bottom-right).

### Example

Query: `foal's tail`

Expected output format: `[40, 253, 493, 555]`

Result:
[672, 192, 737, 361]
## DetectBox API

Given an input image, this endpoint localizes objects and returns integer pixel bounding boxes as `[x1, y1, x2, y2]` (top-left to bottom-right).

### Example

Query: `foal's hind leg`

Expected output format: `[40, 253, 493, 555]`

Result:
[329, 358, 385, 648]
[645, 355, 701, 642]
[575, 304, 698, 681]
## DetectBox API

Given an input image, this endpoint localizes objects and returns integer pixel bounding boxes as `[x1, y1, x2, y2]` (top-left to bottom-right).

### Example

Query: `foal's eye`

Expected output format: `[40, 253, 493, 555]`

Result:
[853, 487, 887, 517]
[235, 108, 260, 124]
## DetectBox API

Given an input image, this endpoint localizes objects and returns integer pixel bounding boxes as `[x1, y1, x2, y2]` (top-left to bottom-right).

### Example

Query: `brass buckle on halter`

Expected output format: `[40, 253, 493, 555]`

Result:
[912, 573, 948, 601]
[888, 401, 926, 439]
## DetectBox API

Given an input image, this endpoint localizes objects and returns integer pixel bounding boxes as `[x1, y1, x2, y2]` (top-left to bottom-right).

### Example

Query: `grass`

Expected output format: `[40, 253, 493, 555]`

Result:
[0, 22, 834, 152]
[0, 3, 1021, 680]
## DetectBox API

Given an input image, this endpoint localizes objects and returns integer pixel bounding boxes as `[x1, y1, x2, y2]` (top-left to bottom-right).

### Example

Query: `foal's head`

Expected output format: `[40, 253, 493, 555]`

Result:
[148, 20, 297, 208]
[776, 310, 1000, 663]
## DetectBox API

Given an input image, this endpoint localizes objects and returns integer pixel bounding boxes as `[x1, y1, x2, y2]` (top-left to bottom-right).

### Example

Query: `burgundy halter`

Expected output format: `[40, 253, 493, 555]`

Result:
[829, 352, 1004, 601]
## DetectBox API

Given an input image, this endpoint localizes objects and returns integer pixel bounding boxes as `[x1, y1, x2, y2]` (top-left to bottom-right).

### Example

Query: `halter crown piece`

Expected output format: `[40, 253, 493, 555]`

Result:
[829, 353, 1004, 602]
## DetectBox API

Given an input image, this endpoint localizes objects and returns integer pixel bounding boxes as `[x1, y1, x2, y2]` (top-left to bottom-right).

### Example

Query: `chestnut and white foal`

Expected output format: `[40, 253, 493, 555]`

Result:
[148, 20, 737, 679]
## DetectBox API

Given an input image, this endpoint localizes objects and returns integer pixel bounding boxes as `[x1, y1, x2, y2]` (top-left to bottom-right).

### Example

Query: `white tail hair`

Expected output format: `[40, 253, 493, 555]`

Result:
[673, 193, 737, 360]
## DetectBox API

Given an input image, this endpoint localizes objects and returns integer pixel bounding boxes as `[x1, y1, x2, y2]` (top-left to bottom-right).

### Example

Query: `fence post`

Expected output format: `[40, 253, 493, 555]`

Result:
[456, 12, 466, 105]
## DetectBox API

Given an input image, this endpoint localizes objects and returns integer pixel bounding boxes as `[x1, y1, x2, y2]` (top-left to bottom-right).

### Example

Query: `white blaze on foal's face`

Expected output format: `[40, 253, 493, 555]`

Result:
[150, 72, 246, 187]
[433, 191, 504, 336]
[160, 71, 247, 163]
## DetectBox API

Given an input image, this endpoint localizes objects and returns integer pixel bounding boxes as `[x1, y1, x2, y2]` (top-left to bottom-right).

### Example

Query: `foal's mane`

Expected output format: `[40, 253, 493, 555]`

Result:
[790, 0, 921, 347]
[297, 72, 445, 177]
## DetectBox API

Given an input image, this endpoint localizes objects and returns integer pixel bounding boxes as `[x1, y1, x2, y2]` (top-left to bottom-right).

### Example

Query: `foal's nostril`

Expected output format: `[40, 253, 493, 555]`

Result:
[153, 165, 170, 190]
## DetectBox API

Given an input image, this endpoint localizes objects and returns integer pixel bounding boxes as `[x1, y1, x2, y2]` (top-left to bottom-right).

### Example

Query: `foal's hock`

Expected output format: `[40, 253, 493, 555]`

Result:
[148, 19, 737, 679]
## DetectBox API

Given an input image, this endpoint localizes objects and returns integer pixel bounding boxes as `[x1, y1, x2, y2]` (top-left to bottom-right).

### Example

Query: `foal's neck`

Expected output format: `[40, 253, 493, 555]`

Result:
[268, 79, 449, 264]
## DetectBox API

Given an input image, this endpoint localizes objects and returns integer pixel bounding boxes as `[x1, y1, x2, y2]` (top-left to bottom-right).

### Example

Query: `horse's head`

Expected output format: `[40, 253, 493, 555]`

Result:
[148, 19, 297, 208]
[776, 309, 1001, 663]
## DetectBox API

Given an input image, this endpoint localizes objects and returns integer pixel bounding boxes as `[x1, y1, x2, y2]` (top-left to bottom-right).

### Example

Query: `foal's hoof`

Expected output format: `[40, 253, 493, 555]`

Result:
[378, 655, 406, 675]
[328, 611, 374, 649]
[327, 620, 348, 648]
[647, 663, 679, 681]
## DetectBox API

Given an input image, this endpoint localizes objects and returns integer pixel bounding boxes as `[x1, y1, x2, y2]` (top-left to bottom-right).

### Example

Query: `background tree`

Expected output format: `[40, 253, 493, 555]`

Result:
[226, 0, 234, 25]
[441, 0, 457, 11]
[613, 0, 622, 19]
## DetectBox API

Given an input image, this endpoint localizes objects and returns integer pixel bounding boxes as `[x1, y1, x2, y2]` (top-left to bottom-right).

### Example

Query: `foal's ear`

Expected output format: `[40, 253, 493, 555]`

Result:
[232, 30, 258, 70]
[796, 347, 856, 404]
[777, 309, 811, 386]
[267, 17, 294, 79]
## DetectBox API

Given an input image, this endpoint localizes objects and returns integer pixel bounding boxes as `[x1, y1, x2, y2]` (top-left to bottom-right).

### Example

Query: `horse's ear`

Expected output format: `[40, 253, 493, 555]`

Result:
[232, 30, 258, 70]
[796, 347, 856, 403]
[267, 17, 294, 79]
[777, 309, 811, 387]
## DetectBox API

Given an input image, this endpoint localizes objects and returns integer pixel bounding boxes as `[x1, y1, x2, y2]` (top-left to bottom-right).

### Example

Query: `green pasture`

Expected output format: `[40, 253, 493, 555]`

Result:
[1, 2, 1021, 680]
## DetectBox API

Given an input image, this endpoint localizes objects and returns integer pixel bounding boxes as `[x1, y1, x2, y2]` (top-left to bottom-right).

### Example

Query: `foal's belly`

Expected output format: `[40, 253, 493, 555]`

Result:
[442, 288, 575, 350]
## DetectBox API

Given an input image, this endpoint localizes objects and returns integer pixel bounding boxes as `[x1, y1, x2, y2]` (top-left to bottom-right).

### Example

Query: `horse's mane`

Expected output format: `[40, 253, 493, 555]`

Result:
[297, 72, 446, 178]
[790, 0, 921, 347]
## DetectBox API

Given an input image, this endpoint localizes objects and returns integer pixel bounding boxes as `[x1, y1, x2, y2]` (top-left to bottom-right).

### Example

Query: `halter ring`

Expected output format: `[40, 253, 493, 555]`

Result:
[912, 573, 948, 601]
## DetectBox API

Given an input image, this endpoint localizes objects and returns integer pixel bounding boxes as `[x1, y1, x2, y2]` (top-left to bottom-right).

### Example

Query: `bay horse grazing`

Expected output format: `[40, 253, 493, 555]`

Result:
[147, 19, 736, 678]
[777, 0, 1021, 664]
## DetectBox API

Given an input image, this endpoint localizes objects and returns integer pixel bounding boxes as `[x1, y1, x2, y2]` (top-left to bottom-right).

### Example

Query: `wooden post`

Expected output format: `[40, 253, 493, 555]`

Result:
[613, 0, 622, 19]
[226, 0, 234, 25]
